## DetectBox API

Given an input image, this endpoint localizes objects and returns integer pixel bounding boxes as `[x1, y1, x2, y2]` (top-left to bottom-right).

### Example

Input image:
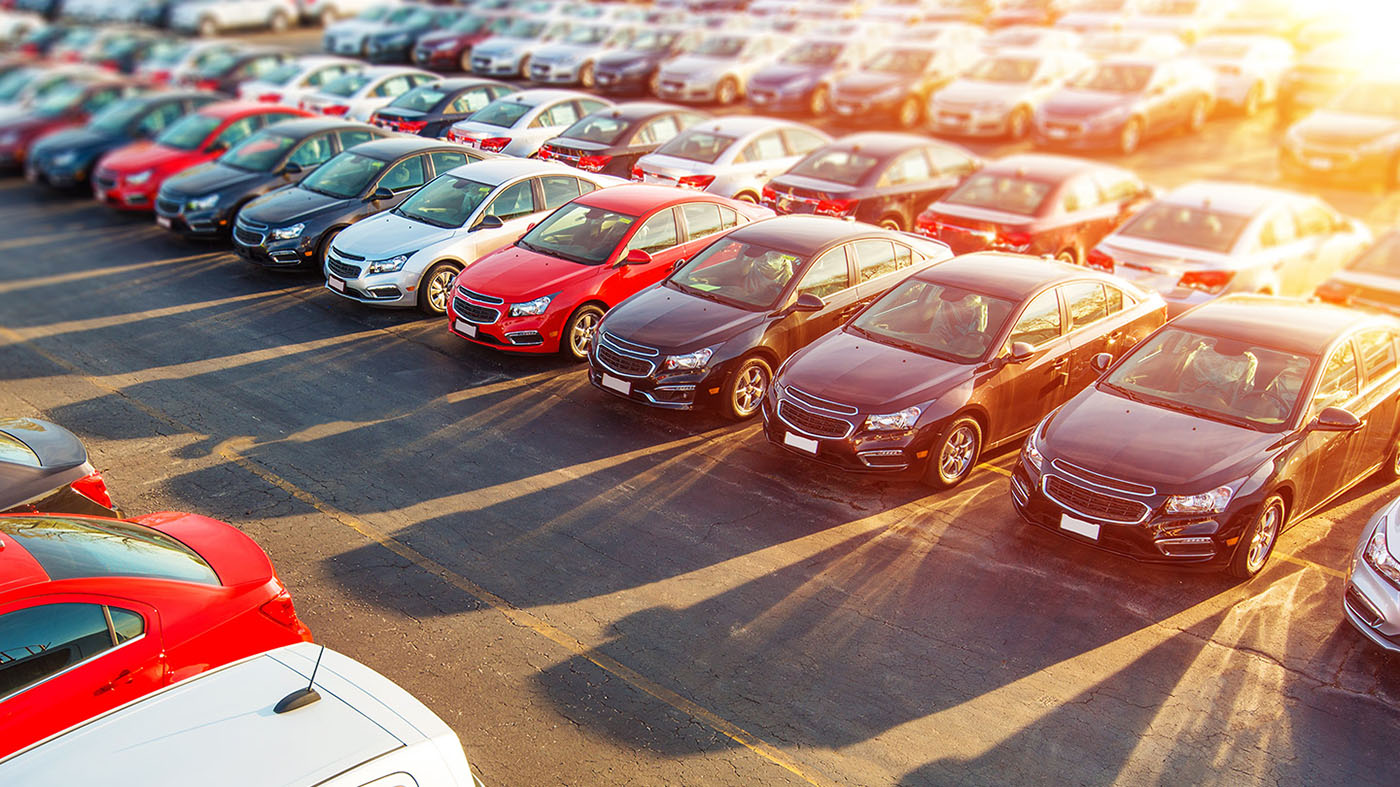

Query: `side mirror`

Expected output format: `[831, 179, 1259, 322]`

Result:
[280, 161, 303, 176]
[473, 213, 504, 230]
[204, 140, 228, 154]
[1091, 352, 1113, 372]
[792, 292, 825, 313]
[1312, 406, 1363, 432]
[623, 248, 652, 265]
[1007, 341, 1035, 364]
[367, 186, 394, 202]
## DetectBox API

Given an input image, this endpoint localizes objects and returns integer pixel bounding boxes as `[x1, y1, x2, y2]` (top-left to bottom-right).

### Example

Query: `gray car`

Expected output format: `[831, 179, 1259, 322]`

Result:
[1346, 495, 1400, 654]
[470, 17, 571, 79]
[526, 21, 641, 88]
[445, 89, 612, 158]
[632, 115, 829, 202]
[653, 30, 790, 105]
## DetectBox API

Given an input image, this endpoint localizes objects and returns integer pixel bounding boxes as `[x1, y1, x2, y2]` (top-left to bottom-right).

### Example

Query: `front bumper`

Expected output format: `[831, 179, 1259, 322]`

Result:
[232, 218, 319, 268]
[414, 45, 464, 70]
[760, 397, 933, 473]
[1033, 119, 1123, 150]
[322, 252, 416, 308]
[930, 106, 1012, 137]
[594, 68, 650, 94]
[528, 61, 582, 84]
[27, 155, 92, 188]
[93, 173, 158, 211]
[831, 94, 900, 120]
[1279, 144, 1390, 186]
[655, 78, 717, 103]
[747, 85, 813, 113]
[1343, 506, 1400, 653]
[471, 54, 524, 77]
[446, 292, 564, 353]
[365, 40, 413, 64]
[155, 197, 229, 237]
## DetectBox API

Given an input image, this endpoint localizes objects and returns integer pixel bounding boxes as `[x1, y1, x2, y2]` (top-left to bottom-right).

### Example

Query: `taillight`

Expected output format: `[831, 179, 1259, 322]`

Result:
[999, 229, 1032, 247]
[1085, 247, 1115, 272]
[537, 144, 555, 159]
[1177, 269, 1233, 294]
[257, 92, 281, 103]
[150, 70, 171, 84]
[479, 137, 510, 152]
[816, 197, 856, 217]
[630, 164, 644, 181]
[446, 128, 464, 142]
[70, 472, 113, 509]
[322, 105, 349, 117]
[195, 78, 219, 91]
[1315, 279, 1355, 305]
[259, 588, 302, 630]
[677, 173, 715, 190]
[914, 211, 939, 236]
[399, 120, 427, 133]
[577, 153, 612, 172]
[761, 185, 776, 203]
[100, 60, 119, 71]
[20, 44, 37, 55]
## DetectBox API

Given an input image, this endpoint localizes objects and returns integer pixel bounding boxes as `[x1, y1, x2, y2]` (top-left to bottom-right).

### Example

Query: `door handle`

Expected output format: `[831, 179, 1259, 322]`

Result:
[95, 669, 134, 695]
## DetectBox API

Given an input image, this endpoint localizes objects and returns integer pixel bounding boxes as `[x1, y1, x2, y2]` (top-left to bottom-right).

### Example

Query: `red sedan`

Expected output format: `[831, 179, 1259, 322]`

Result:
[92, 101, 309, 212]
[447, 184, 773, 360]
[0, 78, 132, 171]
[0, 512, 313, 758]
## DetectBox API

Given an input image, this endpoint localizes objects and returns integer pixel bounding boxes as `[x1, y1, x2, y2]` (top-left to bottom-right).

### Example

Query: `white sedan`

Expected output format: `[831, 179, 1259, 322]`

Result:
[299, 65, 439, 122]
[237, 55, 362, 107]
[445, 89, 612, 158]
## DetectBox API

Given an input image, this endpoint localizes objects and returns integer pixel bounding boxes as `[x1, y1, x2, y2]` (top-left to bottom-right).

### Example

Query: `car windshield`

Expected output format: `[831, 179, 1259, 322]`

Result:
[0, 516, 219, 585]
[32, 82, 86, 117]
[142, 40, 189, 67]
[385, 6, 421, 24]
[1117, 202, 1250, 253]
[466, 99, 532, 128]
[1332, 81, 1400, 118]
[1193, 41, 1253, 60]
[1102, 327, 1312, 429]
[629, 29, 678, 51]
[966, 56, 1040, 84]
[669, 239, 802, 310]
[1345, 232, 1400, 276]
[356, 4, 392, 21]
[394, 175, 493, 228]
[654, 130, 734, 163]
[1141, 0, 1199, 15]
[448, 14, 490, 33]
[194, 50, 238, 78]
[502, 18, 546, 38]
[88, 97, 148, 134]
[780, 41, 843, 66]
[516, 203, 637, 264]
[786, 148, 880, 186]
[942, 172, 1052, 215]
[399, 8, 436, 26]
[0, 69, 36, 102]
[851, 280, 1017, 362]
[300, 151, 385, 199]
[694, 34, 748, 58]
[864, 49, 933, 75]
[1070, 62, 1153, 92]
[258, 60, 305, 87]
[564, 25, 608, 45]
[322, 71, 372, 98]
[220, 130, 297, 172]
[559, 113, 629, 144]
[390, 85, 447, 112]
[155, 113, 221, 151]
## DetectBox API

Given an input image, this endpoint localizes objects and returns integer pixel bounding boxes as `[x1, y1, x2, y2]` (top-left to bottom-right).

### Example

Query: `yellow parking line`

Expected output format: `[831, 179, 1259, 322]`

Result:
[1273, 551, 1346, 579]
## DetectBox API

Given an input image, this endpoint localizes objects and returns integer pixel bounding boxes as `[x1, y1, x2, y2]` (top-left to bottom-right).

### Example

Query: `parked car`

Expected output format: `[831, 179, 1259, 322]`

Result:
[156, 118, 386, 239]
[1056, 0, 1142, 33]
[907, 20, 989, 48]
[1086, 181, 1370, 314]
[929, 48, 1093, 140]
[632, 115, 830, 203]
[135, 40, 239, 86]
[325, 158, 619, 314]
[1190, 35, 1294, 115]
[586, 215, 953, 419]
[304, 0, 388, 26]
[299, 65, 438, 122]
[0, 64, 104, 112]
[762, 132, 979, 232]
[178, 47, 295, 95]
[1078, 30, 1186, 60]
[1316, 228, 1400, 317]
[828, 42, 984, 129]
[469, 16, 569, 79]
[447, 184, 770, 359]
[538, 101, 709, 179]
[412, 11, 513, 73]
[94, 101, 309, 212]
[526, 20, 641, 88]
[982, 25, 1081, 52]
[745, 35, 874, 116]
[0, 643, 482, 786]
[764, 253, 1165, 487]
[87, 29, 164, 75]
[26, 91, 218, 189]
[233, 136, 481, 270]
[1345, 495, 1400, 653]
[592, 26, 702, 97]
[1033, 57, 1216, 153]
[1118, 0, 1230, 45]
[363, 3, 462, 64]
[0, 76, 131, 170]
[369, 77, 515, 138]
[1212, 0, 1322, 41]
[322, 1, 409, 58]
[445, 88, 612, 157]
[235, 55, 361, 107]
[0, 511, 313, 758]
[653, 30, 790, 105]
[1280, 75, 1400, 187]
[922, 0, 997, 24]
[1013, 296, 1400, 578]
[170, 0, 299, 37]
[1275, 40, 1376, 124]
[0, 417, 114, 517]
[916, 153, 1152, 264]
[988, 0, 1072, 27]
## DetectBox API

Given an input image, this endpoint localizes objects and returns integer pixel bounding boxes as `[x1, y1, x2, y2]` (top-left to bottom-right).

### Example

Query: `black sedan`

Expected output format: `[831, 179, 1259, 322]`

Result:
[156, 118, 388, 239]
[538, 102, 710, 179]
[0, 417, 116, 518]
[1280, 76, 1400, 187]
[1034, 58, 1217, 155]
[761, 132, 979, 232]
[233, 137, 486, 271]
[370, 78, 516, 138]
[27, 91, 218, 190]
[587, 215, 954, 420]
[1013, 296, 1400, 578]
[765, 254, 1166, 488]
[828, 43, 982, 130]
[592, 27, 703, 97]
[180, 47, 294, 95]
[364, 5, 464, 64]
[1317, 228, 1400, 317]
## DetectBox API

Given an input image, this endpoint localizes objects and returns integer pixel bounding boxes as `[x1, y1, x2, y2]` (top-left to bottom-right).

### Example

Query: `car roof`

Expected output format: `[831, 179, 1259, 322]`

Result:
[1173, 295, 1396, 355]
[435, 76, 509, 92]
[1156, 180, 1299, 216]
[912, 252, 1112, 300]
[729, 215, 896, 257]
[350, 136, 459, 161]
[442, 156, 578, 183]
[260, 117, 374, 137]
[576, 183, 724, 212]
[199, 100, 286, 119]
[503, 87, 596, 104]
[584, 100, 693, 122]
[688, 114, 797, 137]
[359, 65, 433, 78]
[980, 152, 1127, 181]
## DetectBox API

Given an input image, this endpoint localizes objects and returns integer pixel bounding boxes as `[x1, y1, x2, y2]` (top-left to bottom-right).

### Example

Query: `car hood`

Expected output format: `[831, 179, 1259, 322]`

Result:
[1042, 386, 1278, 489]
[474, 37, 533, 58]
[336, 210, 457, 258]
[100, 140, 194, 173]
[242, 185, 346, 224]
[533, 43, 595, 63]
[660, 55, 727, 80]
[780, 330, 971, 409]
[750, 63, 827, 88]
[601, 284, 762, 351]
[162, 161, 264, 196]
[833, 71, 902, 96]
[455, 244, 599, 301]
[1040, 88, 1133, 117]
[597, 50, 656, 70]
[326, 21, 377, 38]
[31, 125, 121, 155]
[1293, 110, 1400, 147]
[936, 79, 1032, 106]
[375, 106, 428, 121]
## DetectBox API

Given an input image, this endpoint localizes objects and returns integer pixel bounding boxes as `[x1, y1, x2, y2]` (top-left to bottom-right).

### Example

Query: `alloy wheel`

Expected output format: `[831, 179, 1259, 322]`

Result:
[424, 266, 456, 314]
[1245, 502, 1281, 574]
[939, 424, 978, 483]
[569, 310, 599, 356]
[731, 363, 768, 418]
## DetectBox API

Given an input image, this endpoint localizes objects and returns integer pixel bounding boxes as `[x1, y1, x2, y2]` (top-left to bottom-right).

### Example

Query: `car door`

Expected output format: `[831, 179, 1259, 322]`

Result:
[772, 244, 857, 354]
[1293, 340, 1362, 514]
[613, 207, 687, 299]
[363, 153, 427, 215]
[1344, 328, 1400, 483]
[1253, 205, 1311, 295]
[988, 286, 1072, 440]
[1059, 280, 1117, 390]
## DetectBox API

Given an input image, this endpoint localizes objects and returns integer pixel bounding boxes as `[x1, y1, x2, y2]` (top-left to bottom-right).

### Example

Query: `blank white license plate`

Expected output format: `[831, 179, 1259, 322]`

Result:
[784, 432, 818, 454]
[1048, 128, 1068, 138]
[156, 215, 171, 228]
[1308, 156, 1333, 169]
[835, 104, 854, 115]
[327, 276, 346, 292]
[454, 319, 476, 337]
[601, 374, 631, 395]
[94, 188, 106, 201]
[1059, 514, 1100, 540]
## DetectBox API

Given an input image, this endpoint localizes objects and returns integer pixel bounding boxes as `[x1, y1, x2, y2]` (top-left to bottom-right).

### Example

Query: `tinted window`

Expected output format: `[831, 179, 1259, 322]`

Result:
[798, 247, 850, 299]
[429, 150, 469, 175]
[718, 206, 739, 230]
[852, 280, 1018, 362]
[222, 131, 297, 172]
[288, 134, 335, 168]
[378, 156, 426, 192]
[1117, 203, 1250, 253]
[540, 176, 580, 210]
[670, 239, 802, 309]
[109, 607, 144, 644]
[0, 604, 113, 700]
[519, 203, 638, 265]
[560, 113, 629, 144]
[390, 85, 448, 112]
[654, 131, 734, 164]
[372, 75, 412, 98]
[1313, 342, 1359, 412]
[395, 176, 493, 228]
[1008, 290, 1062, 347]
[878, 150, 933, 188]
[944, 173, 1051, 216]
[155, 114, 221, 151]
[680, 202, 723, 239]
[1062, 282, 1108, 328]
[780, 128, 827, 156]
[485, 180, 536, 220]
[337, 129, 378, 149]
[302, 152, 387, 199]
[1355, 330, 1398, 384]
[135, 102, 182, 136]
[741, 131, 787, 162]
[634, 115, 680, 146]
[789, 148, 880, 186]
[1093, 171, 1143, 203]
[447, 88, 492, 115]
[626, 210, 679, 254]
[853, 239, 898, 282]
[0, 517, 219, 585]
[213, 116, 259, 148]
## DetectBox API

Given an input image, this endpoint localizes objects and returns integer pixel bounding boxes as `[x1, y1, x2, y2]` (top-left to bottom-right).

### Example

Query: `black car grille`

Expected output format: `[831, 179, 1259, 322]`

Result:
[332, 248, 365, 261]
[596, 344, 653, 377]
[778, 400, 851, 439]
[326, 258, 361, 279]
[234, 226, 264, 246]
[155, 197, 181, 214]
[1346, 584, 1386, 628]
[95, 174, 116, 190]
[1043, 475, 1149, 524]
[452, 296, 500, 324]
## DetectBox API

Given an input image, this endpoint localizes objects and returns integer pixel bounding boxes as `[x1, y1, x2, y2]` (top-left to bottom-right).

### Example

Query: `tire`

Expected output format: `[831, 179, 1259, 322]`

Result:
[735, 191, 758, 203]
[1187, 97, 1209, 133]
[895, 96, 921, 129]
[721, 355, 771, 421]
[417, 262, 461, 316]
[878, 214, 904, 232]
[1118, 117, 1142, 155]
[315, 227, 344, 274]
[715, 76, 739, 106]
[459, 50, 473, 74]
[518, 56, 531, 80]
[269, 9, 291, 33]
[561, 304, 604, 361]
[925, 416, 982, 490]
[1006, 106, 1031, 140]
[198, 15, 218, 37]
[808, 84, 830, 116]
[1377, 432, 1400, 481]
[1242, 83, 1263, 117]
[579, 62, 596, 89]
[1055, 246, 1080, 266]
[1228, 494, 1284, 579]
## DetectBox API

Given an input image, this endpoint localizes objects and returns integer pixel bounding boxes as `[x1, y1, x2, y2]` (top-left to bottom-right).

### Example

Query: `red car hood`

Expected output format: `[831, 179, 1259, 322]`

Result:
[133, 511, 276, 589]
[99, 140, 205, 175]
[457, 244, 602, 302]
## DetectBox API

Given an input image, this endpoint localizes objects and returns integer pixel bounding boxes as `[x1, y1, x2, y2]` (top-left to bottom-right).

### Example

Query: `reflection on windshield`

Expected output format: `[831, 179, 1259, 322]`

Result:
[670, 239, 802, 310]
[518, 202, 636, 264]
[943, 173, 1051, 216]
[694, 35, 747, 58]
[787, 149, 879, 186]
[466, 99, 531, 128]
[966, 56, 1040, 84]
[1117, 203, 1249, 253]
[220, 132, 296, 172]
[395, 175, 492, 228]
[1104, 327, 1310, 428]
[559, 114, 628, 144]
[1070, 62, 1152, 92]
[781, 42, 843, 66]
[300, 151, 384, 199]
[853, 280, 1015, 361]
[88, 97, 146, 134]
[156, 114, 221, 151]
[1332, 82, 1400, 118]
[864, 49, 932, 75]
[323, 71, 371, 98]
[654, 130, 733, 164]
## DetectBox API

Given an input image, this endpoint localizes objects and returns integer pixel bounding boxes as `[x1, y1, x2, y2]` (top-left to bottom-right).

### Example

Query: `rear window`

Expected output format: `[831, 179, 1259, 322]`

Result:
[0, 433, 39, 467]
[654, 130, 734, 164]
[0, 516, 220, 585]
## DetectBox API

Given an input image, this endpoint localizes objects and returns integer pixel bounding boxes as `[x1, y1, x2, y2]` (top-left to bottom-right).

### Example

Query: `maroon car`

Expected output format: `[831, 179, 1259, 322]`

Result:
[915, 154, 1154, 266]
[763, 253, 1166, 488]
[412, 13, 511, 73]
[0, 78, 134, 170]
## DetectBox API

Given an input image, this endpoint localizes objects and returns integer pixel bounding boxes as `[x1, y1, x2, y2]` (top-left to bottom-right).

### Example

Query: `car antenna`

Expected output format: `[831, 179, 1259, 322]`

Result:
[274, 645, 325, 714]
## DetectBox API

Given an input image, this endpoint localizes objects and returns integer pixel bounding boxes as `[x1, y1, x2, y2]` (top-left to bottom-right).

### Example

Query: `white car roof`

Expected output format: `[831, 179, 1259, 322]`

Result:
[1158, 180, 1302, 216]
[442, 156, 584, 184]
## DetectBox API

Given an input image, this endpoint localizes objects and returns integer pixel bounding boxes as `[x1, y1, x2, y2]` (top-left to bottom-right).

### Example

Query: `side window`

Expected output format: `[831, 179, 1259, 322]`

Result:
[577, 99, 609, 116]
[1104, 285, 1125, 313]
[447, 89, 490, 115]
[780, 127, 827, 156]
[81, 88, 121, 113]
[625, 209, 680, 254]
[246, 56, 282, 79]
[0, 603, 117, 700]
[741, 131, 787, 162]
[852, 239, 898, 282]
[373, 76, 412, 98]
[287, 134, 335, 167]
[303, 65, 335, 88]
[577, 178, 598, 195]
[1060, 177, 1102, 214]
[109, 608, 144, 643]
[1355, 330, 1399, 384]
[137, 102, 180, 135]
[213, 116, 258, 147]
[1093, 172, 1143, 203]
[377, 155, 426, 192]
[539, 175, 580, 209]
[680, 202, 723, 239]
[926, 145, 975, 176]
[1061, 281, 1108, 329]
[1295, 203, 1337, 237]
[892, 243, 913, 270]
[798, 246, 851, 299]
[1008, 289, 1062, 348]
[718, 206, 739, 230]
[878, 150, 933, 188]
[544, 101, 583, 127]
[338, 128, 378, 150]
[1313, 342, 1360, 412]
[485, 179, 537, 220]
[1258, 209, 1298, 248]
[633, 115, 680, 146]
[429, 150, 469, 175]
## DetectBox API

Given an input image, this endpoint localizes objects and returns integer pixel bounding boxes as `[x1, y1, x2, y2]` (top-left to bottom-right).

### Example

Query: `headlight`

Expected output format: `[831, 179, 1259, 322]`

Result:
[1363, 513, 1400, 587]
[125, 169, 153, 185]
[1023, 442, 1044, 474]
[1358, 135, 1399, 155]
[508, 293, 555, 317]
[268, 222, 305, 241]
[366, 254, 409, 274]
[661, 347, 713, 371]
[186, 193, 219, 211]
[864, 406, 922, 432]
[1164, 485, 1235, 515]
[52, 151, 77, 167]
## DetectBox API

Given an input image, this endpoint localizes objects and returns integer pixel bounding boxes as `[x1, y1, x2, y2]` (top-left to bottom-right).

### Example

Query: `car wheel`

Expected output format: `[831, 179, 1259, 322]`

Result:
[715, 76, 739, 106]
[1055, 246, 1080, 266]
[896, 96, 921, 129]
[561, 304, 604, 361]
[417, 261, 460, 316]
[269, 9, 291, 33]
[808, 84, 830, 116]
[518, 56, 532, 79]
[1243, 83, 1263, 117]
[198, 15, 218, 37]
[722, 355, 771, 421]
[735, 191, 758, 203]
[1118, 117, 1142, 155]
[579, 62, 596, 89]
[315, 227, 343, 274]
[1229, 494, 1284, 579]
[878, 214, 903, 232]
[1187, 97, 1209, 132]
[1378, 432, 1400, 481]
[1006, 106, 1030, 140]
[925, 416, 982, 490]
[459, 50, 473, 74]
[648, 70, 661, 95]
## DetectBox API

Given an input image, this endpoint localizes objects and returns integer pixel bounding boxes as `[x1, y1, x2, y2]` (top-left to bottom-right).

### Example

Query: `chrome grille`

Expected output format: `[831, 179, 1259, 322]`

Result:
[778, 399, 853, 440]
[600, 331, 657, 357]
[95, 173, 116, 190]
[1043, 475, 1150, 525]
[331, 247, 364, 262]
[326, 258, 361, 279]
[1049, 459, 1156, 496]
[452, 296, 500, 324]
[595, 332, 658, 376]
[784, 385, 858, 416]
[1346, 584, 1386, 628]
[456, 286, 503, 305]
